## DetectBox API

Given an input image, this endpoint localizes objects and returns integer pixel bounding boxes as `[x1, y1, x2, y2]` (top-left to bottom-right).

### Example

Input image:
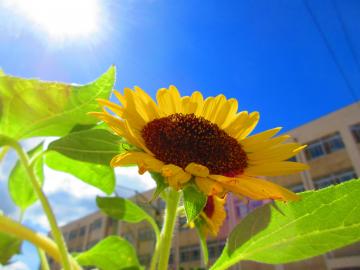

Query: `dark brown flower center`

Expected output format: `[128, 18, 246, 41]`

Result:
[141, 113, 247, 175]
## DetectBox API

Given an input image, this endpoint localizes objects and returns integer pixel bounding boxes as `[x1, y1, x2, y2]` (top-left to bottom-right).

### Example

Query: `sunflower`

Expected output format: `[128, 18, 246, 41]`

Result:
[91, 86, 308, 201]
[198, 195, 227, 237]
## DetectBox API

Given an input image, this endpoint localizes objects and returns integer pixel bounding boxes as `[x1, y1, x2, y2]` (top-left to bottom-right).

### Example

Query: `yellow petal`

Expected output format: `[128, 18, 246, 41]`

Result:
[156, 88, 175, 116]
[242, 134, 291, 153]
[111, 152, 165, 174]
[215, 98, 238, 129]
[96, 98, 124, 117]
[248, 144, 306, 164]
[113, 90, 127, 107]
[201, 195, 226, 236]
[162, 164, 192, 189]
[185, 163, 210, 177]
[245, 161, 309, 176]
[213, 175, 299, 201]
[134, 86, 160, 121]
[240, 127, 282, 148]
[195, 177, 224, 195]
[224, 111, 249, 136]
[205, 94, 226, 122]
[189, 91, 204, 116]
[110, 152, 151, 167]
[168, 85, 182, 113]
[235, 111, 260, 140]
[123, 88, 149, 125]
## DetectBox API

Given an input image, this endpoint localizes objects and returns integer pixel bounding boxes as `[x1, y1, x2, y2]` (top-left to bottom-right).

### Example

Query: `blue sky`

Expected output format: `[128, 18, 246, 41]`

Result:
[0, 0, 360, 269]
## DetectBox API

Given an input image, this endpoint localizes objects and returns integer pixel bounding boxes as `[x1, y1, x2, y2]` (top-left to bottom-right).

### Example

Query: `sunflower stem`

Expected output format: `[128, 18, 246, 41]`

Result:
[157, 188, 180, 270]
[0, 215, 81, 270]
[37, 247, 50, 270]
[6, 138, 73, 270]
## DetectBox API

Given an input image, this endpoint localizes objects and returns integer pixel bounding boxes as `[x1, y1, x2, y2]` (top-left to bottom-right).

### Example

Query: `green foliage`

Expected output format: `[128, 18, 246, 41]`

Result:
[183, 184, 207, 222]
[8, 143, 44, 210]
[96, 196, 151, 223]
[47, 129, 127, 165]
[149, 172, 168, 201]
[75, 236, 141, 270]
[0, 134, 13, 147]
[211, 179, 360, 270]
[0, 66, 115, 139]
[45, 152, 115, 194]
[0, 232, 22, 265]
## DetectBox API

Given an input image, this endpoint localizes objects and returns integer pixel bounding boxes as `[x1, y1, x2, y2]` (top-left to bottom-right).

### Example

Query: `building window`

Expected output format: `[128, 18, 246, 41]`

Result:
[138, 227, 155, 241]
[351, 123, 360, 143]
[336, 170, 357, 183]
[314, 169, 357, 189]
[79, 226, 86, 237]
[157, 199, 166, 210]
[86, 239, 99, 249]
[323, 133, 345, 153]
[305, 133, 345, 160]
[305, 141, 325, 160]
[123, 232, 134, 245]
[180, 245, 201, 262]
[139, 254, 151, 265]
[291, 183, 305, 193]
[208, 241, 226, 259]
[89, 218, 102, 232]
[235, 201, 248, 218]
[69, 229, 78, 240]
[169, 250, 174, 265]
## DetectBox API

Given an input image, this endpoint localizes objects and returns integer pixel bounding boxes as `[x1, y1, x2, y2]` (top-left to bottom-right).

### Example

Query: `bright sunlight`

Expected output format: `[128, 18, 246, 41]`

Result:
[10, 0, 101, 41]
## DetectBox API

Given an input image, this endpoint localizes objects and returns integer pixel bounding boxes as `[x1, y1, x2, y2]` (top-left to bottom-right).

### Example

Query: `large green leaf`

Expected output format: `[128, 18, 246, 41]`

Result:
[47, 129, 126, 165]
[211, 179, 360, 270]
[0, 232, 22, 265]
[183, 184, 207, 222]
[45, 152, 115, 195]
[75, 236, 141, 270]
[0, 66, 115, 139]
[96, 196, 151, 223]
[8, 143, 44, 210]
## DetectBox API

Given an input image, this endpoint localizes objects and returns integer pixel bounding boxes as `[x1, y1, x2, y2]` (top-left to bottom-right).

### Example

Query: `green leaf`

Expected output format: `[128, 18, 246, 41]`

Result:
[0, 232, 22, 265]
[0, 134, 13, 148]
[149, 172, 168, 201]
[8, 143, 44, 210]
[47, 129, 127, 165]
[96, 196, 151, 223]
[45, 152, 115, 195]
[183, 184, 207, 222]
[0, 66, 115, 139]
[211, 179, 360, 270]
[75, 236, 141, 270]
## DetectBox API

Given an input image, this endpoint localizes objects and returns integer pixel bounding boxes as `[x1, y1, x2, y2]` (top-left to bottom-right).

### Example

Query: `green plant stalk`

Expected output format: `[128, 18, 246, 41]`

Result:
[0, 215, 81, 270]
[37, 247, 50, 270]
[157, 189, 181, 270]
[9, 139, 72, 270]
[148, 217, 161, 270]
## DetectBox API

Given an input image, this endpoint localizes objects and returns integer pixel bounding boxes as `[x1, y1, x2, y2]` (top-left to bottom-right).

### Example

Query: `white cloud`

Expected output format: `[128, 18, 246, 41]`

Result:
[115, 167, 156, 193]
[1, 261, 30, 270]
[43, 166, 105, 199]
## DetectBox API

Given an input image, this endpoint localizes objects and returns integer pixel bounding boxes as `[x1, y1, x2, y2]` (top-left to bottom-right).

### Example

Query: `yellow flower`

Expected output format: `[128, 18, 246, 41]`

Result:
[199, 195, 227, 237]
[90, 86, 308, 201]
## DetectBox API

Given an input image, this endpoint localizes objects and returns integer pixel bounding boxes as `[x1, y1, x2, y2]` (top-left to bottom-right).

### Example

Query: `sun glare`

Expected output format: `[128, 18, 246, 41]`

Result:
[11, 0, 101, 41]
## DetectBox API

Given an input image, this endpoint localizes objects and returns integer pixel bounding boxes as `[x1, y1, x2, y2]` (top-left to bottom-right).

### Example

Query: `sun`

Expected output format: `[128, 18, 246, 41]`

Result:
[10, 0, 102, 41]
